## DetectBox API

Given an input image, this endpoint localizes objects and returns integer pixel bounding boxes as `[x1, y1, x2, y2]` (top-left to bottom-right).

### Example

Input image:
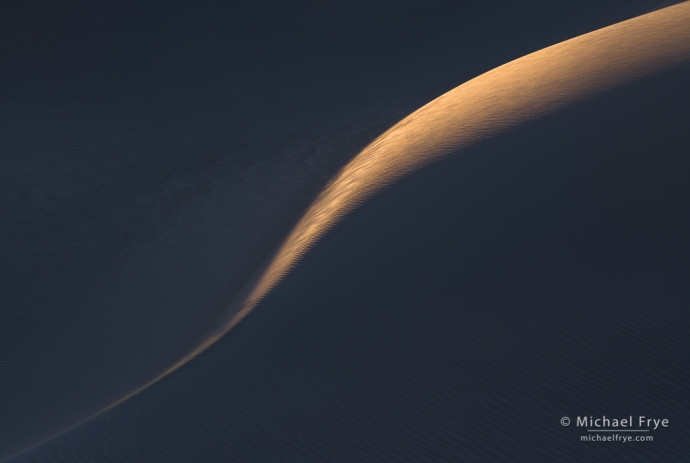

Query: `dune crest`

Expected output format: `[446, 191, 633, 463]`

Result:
[235, 2, 690, 320]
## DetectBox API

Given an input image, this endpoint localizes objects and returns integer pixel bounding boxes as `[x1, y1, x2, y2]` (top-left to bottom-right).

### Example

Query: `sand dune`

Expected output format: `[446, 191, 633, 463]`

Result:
[3, 1, 689, 461]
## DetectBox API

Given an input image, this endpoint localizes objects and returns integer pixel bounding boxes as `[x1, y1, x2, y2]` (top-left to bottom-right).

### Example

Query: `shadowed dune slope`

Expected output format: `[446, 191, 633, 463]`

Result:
[16, 38, 690, 463]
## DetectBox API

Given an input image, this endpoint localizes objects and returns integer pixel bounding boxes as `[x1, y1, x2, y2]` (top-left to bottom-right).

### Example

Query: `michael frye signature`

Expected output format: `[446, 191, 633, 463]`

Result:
[560, 415, 669, 442]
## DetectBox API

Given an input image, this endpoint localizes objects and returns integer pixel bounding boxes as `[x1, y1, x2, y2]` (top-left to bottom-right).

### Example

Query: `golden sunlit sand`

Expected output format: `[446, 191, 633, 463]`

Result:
[39, 2, 690, 448]
[237, 2, 690, 322]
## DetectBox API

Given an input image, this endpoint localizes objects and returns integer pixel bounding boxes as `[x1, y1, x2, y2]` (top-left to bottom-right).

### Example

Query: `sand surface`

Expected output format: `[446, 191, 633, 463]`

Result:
[2, 1, 689, 461]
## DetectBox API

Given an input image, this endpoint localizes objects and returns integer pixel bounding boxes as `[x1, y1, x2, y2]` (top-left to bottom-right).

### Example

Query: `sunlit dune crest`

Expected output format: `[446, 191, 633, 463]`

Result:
[238, 2, 690, 318]
[20, 5, 688, 456]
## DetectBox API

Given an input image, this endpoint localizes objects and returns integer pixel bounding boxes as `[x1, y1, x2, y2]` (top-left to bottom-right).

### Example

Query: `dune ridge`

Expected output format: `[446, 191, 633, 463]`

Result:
[230, 2, 690, 329]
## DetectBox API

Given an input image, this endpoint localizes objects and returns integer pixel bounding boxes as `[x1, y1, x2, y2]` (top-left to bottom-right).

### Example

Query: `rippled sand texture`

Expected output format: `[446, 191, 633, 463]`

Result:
[230, 2, 690, 334]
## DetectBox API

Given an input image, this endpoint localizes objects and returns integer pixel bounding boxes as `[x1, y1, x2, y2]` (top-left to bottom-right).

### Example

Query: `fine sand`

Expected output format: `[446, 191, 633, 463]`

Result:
[17, 46, 690, 463]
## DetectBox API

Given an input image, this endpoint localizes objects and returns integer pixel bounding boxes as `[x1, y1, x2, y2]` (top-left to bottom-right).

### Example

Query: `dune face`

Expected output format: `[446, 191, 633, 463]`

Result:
[15, 31, 690, 463]
[2, 1, 689, 461]
[107, 5, 690, 411]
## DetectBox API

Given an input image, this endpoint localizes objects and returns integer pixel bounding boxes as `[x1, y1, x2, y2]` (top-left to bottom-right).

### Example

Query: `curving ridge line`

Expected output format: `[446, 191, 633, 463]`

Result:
[233, 2, 690, 327]
[7, 3, 690, 460]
